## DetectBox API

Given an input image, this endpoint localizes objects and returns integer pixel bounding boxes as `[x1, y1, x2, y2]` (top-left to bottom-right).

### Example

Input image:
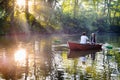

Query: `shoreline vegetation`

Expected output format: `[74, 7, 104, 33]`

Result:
[0, 31, 120, 37]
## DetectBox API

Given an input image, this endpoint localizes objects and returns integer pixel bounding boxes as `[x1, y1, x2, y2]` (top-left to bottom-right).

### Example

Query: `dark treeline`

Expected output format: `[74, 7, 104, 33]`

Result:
[0, 0, 120, 35]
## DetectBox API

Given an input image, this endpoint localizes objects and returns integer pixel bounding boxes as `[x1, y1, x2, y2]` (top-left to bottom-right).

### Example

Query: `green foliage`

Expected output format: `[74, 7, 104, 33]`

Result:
[0, 15, 10, 35]
[62, 0, 74, 16]
[0, 0, 120, 34]
[60, 0, 120, 33]
[114, 51, 120, 69]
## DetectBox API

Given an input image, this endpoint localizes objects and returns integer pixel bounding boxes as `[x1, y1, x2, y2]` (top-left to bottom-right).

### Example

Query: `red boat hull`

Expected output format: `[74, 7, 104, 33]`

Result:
[68, 42, 102, 51]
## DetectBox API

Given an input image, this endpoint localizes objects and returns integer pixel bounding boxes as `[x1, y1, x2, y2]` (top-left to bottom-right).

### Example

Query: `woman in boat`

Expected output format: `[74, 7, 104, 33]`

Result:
[90, 33, 96, 44]
[90, 33, 96, 60]
[80, 32, 89, 44]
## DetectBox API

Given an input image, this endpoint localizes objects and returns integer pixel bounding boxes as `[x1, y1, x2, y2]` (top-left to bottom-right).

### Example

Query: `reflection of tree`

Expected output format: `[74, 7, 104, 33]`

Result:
[33, 36, 56, 79]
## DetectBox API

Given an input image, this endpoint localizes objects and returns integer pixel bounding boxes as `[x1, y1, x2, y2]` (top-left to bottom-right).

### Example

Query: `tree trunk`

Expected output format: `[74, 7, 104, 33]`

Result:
[107, 0, 111, 25]
[10, 0, 15, 34]
[25, 0, 29, 22]
[73, 0, 78, 18]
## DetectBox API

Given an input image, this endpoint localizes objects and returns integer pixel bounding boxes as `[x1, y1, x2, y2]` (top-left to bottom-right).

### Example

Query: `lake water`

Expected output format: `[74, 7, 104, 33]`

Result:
[0, 33, 120, 80]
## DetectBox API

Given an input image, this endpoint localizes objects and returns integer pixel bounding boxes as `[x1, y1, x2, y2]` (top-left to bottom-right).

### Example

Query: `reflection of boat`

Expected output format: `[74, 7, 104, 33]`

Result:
[68, 50, 101, 58]
[67, 42, 102, 51]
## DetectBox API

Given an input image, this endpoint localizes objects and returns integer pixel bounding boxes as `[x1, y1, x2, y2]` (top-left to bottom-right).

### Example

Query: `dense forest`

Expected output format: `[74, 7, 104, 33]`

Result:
[0, 0, 120, 35]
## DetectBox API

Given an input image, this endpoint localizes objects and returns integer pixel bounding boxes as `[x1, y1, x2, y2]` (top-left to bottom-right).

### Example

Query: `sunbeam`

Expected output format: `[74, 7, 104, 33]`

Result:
[16, 0, 25, 7]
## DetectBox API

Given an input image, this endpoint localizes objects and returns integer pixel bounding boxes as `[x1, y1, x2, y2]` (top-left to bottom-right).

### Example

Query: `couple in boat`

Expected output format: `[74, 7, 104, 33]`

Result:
[80, 32, 96, 64]
[80, 32, 96, 44]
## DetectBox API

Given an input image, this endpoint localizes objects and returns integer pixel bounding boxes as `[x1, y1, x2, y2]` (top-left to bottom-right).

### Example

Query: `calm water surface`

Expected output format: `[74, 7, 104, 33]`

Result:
[0, 33, 120, 80]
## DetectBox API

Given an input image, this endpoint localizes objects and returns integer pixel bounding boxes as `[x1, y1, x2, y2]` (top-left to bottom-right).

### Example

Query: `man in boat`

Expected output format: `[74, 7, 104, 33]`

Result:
[80, 32, 89, 44]
[80, 32, 89, 64]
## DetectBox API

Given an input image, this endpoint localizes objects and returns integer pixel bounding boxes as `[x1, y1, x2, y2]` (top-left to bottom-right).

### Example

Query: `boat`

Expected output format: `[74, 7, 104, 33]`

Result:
[67, 41, 102, 51]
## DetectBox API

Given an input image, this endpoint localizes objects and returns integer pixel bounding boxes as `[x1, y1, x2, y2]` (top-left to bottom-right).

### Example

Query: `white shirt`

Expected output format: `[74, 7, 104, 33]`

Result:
[80, 35, 89, 44]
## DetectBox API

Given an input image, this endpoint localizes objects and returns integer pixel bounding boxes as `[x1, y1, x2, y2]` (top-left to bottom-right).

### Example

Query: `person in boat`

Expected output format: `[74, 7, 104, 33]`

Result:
[90, 33, 96, 60]
[90, 33, 96, 44]
[79, 32, 89, 64]
[80, 32, 89, 44]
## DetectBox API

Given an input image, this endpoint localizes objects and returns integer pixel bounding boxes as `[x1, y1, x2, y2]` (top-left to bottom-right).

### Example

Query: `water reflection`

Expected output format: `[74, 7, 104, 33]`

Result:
[0, 35, 55, 80]
[68, 50, 102, 66]
[68, 50, 101, 59]
[0, 48, 24, 80]
[0, 33, 120, 80]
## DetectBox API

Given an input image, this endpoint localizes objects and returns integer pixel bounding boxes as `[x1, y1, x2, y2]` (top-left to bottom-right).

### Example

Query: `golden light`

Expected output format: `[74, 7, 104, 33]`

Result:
[16, 0, 33, 13]
[14, 48, 26, 63]
[16, 0, 25, 7]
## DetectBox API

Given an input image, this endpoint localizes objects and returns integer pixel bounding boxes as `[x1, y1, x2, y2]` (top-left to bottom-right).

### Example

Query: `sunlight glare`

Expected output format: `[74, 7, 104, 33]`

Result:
[16, 0, 25, 7]
[14, 48, 26, 63]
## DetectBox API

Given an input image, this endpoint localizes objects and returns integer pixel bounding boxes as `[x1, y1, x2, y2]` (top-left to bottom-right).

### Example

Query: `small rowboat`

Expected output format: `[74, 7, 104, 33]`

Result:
[67, 41, 102, 51]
